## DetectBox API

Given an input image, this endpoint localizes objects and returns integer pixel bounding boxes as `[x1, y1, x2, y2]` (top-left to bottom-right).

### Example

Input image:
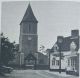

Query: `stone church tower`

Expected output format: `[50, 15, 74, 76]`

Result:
[19, 4, 38, 65]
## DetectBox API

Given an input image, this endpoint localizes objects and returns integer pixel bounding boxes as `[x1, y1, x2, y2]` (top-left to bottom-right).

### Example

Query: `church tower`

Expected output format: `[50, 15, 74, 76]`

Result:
[19, 4, 38, 65]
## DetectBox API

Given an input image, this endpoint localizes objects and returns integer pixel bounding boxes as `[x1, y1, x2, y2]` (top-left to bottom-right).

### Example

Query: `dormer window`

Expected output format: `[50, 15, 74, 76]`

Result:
[70, 41, 77, 52]
[54, 44, 59, 52]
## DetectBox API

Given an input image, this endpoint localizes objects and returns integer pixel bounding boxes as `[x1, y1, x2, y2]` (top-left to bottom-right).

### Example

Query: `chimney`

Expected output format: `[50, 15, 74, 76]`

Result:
[71, 30, 79, 37]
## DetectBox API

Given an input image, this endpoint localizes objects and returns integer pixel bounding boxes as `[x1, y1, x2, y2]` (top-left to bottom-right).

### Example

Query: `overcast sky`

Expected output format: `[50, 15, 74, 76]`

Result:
[1, 1, 80, 50]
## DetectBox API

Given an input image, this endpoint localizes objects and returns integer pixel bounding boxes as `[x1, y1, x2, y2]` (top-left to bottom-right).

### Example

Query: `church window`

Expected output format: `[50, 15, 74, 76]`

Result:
[29, 24, 31, 33]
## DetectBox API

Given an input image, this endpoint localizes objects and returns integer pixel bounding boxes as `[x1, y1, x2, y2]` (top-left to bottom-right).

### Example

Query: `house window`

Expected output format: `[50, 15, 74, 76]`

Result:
[58, 60, 59, 65]
[71, 59, 75, 66]
[68, 58, 75, 67]
[56, 60, 59, 66]
[73, 59, 75, 66]
[54, 47, 57, 52]
[54, 44, 59, 52]
[68, 59, 70, 66]
[52, 58, 55, 65]
[71, 59, 73, 66]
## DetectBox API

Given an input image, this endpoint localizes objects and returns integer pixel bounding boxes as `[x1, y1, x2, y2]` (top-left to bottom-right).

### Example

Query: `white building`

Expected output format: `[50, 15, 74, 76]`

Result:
[49, 30, 79, 76]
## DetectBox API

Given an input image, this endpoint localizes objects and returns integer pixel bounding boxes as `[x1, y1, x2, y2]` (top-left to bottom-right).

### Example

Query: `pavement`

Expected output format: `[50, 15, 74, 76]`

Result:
[44, 70, 79, 78]
[0, 70, 79, 78]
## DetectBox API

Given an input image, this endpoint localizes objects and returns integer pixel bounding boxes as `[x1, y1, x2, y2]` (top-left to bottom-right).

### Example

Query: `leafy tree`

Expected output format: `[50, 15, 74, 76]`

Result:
[0, 33, 15, 65]
[39, 45, 46, 54]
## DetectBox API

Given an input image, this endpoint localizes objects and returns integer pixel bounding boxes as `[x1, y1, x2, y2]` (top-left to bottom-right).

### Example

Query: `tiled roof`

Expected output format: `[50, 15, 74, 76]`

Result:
[20, 4, 38, 24]
[51, 36, 79, 52]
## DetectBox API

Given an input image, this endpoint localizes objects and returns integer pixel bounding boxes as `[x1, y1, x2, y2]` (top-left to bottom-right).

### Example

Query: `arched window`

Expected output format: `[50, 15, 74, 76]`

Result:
[29, 24, 31, 33]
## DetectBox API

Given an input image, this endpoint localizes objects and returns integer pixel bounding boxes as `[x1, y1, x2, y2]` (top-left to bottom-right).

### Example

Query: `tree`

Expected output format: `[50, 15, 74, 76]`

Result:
[39, 45, 46, 54]
[0, 33, 15, 65]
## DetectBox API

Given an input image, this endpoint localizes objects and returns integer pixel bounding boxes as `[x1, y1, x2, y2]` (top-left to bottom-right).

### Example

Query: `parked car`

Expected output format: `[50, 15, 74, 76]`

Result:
[0, 65, 13, 74]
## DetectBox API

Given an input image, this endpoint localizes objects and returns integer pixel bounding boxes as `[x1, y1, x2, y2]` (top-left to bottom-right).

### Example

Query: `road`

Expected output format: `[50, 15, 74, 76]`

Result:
[0, 70, 79, 78]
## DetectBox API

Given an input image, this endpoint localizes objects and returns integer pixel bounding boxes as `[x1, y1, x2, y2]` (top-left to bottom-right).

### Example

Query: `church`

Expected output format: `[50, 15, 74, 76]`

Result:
[19, 3, 38, 68]
[11, 3, 49, 69]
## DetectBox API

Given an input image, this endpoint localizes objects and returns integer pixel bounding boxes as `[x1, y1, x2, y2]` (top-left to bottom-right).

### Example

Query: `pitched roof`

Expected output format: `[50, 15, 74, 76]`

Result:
[51, 36, 79, 52]
[20, 4, 38, 24]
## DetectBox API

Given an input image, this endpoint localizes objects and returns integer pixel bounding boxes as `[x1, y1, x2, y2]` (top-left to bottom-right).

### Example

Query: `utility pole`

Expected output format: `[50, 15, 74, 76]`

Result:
[57, 36, 63, 74]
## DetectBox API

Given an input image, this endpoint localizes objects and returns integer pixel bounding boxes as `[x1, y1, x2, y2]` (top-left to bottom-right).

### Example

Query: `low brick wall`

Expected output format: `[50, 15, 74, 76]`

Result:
[35, 65, 49, 70]
[8, 64, 49, 70]
[49, 69, 66, 72]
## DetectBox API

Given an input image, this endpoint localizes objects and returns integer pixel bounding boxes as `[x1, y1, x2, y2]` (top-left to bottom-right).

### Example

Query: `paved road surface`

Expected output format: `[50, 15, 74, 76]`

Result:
[0, 70, 79, 78]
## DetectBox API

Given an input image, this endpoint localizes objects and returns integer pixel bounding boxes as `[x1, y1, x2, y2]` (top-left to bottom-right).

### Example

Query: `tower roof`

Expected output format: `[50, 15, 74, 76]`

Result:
[20, 4, 38, 24]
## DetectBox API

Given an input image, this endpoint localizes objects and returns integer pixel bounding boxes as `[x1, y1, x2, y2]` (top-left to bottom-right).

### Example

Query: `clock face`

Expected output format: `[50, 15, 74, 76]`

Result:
[28, 37, 32, 40]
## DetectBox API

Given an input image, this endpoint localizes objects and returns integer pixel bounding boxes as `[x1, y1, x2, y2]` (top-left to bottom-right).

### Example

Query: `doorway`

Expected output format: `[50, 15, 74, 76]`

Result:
[24, 53, 36, 69]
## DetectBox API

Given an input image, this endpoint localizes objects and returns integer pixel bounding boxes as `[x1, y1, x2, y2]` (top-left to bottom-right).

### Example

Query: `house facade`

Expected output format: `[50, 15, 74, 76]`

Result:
[49, 44, 67, 72]
[49, 30, 79, 76]
[66, 30, 79, 76]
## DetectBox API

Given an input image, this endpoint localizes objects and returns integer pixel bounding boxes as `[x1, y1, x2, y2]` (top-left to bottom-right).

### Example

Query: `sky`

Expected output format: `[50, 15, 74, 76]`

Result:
[1, 1, 80, 50]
